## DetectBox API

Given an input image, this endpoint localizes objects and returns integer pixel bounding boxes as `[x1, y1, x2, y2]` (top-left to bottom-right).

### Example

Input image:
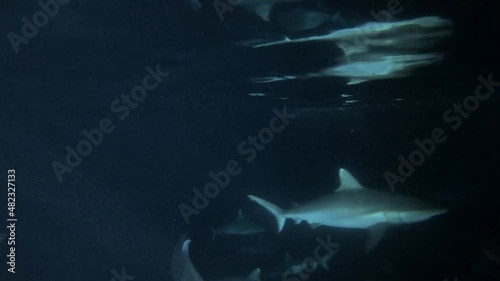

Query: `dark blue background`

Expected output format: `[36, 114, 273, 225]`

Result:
[1, 0, 500, 281]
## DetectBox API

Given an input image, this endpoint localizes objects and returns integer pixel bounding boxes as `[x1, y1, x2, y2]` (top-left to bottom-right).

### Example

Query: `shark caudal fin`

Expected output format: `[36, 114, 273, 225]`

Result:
[248, 195, 286, 232]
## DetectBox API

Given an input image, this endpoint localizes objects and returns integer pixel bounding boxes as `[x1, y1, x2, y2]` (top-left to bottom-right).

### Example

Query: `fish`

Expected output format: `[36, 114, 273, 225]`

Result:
[243, 16, 452, 85]
[252, 52, 444, 85]
[171, 235, 204, 281]
[212, 209, 267, 240]
[248, 168, 447, 252]
[247, 16, 452, 48]
[171, 235, 261, 281]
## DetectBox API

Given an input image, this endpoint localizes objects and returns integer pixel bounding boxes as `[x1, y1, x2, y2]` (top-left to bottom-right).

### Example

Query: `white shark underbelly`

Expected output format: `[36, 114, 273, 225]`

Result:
[289, 211, 388, 229]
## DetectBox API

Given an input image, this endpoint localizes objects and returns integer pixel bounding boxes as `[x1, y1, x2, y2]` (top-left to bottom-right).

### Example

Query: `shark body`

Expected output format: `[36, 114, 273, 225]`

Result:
[172, 235, 205, 281]
[172, 235, 261, 281]
[244, 16, 452, 85]
[248, 168, 447, 251]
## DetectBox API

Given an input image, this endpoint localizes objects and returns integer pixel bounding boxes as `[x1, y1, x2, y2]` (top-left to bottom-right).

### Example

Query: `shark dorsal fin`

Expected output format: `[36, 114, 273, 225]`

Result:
[247, 268, 261, 281]
[236, 209, 244, 220]
[337, 168, 363, 191]
[254, 4, 273, 21]
[182, 239, 192, 255]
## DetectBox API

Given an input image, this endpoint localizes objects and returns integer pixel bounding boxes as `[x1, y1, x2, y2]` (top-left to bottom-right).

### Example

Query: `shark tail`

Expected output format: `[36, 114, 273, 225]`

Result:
[248, 195, 286, 232]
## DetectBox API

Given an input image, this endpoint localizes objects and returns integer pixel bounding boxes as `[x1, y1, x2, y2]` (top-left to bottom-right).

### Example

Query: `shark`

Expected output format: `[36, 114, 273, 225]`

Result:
[242, 16, 452, 85]
[248, 168, 448, 252]
[212, 209, 267, 240]
[246, 16, 452, 48]
[251, 52, 444, 85]
[171, 235, 205, 281]
[172, 234, 261, 281]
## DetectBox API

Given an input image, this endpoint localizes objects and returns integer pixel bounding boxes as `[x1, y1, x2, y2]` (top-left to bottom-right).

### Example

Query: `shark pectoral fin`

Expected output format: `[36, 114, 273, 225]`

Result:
[248, 195, 286, 232]
[337, 168, 364, 191]
[254, 4, 273, 21]
[365, 223, 389, 252]
[247, 268, 261, 281]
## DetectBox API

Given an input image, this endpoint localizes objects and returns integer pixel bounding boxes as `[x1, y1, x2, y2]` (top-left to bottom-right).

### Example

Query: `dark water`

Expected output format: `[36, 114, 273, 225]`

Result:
[1, 1, 499, 281]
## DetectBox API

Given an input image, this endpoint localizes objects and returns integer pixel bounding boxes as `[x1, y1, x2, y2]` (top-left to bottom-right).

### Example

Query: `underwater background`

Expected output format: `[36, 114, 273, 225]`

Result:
[1, 0, 500, 281]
